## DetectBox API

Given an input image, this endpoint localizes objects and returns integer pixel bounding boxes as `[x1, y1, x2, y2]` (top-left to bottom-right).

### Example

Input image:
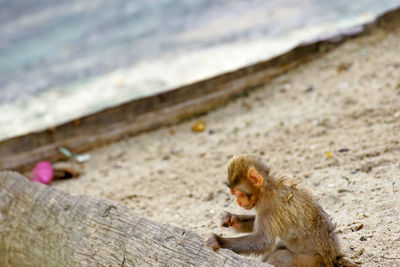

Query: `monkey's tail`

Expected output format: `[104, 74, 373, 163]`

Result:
[334, 256, 359, 267]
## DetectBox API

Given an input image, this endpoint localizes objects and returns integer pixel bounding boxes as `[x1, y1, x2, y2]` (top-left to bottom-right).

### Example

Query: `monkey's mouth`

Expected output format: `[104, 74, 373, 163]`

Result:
[242, 203, 255, 210]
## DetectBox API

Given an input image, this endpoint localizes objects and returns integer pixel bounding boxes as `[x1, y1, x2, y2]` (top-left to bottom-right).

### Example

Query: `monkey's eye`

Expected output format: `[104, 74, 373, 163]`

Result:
[244, 192, 252, 198]
[230, 188, 236, 195]
[240, 190, 252, 198]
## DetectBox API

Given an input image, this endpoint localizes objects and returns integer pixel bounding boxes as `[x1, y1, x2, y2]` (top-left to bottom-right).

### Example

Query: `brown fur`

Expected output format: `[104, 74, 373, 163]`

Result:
[205, 155, 357, 267]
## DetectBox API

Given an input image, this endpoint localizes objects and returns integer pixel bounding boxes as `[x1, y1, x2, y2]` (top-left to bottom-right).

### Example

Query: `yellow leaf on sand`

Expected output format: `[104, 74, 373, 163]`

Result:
[191, 121, 206, 132]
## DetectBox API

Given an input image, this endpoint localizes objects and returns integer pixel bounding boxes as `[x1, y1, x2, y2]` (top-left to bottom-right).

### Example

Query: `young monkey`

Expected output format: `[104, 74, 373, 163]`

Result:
[205, 155, 357, 267]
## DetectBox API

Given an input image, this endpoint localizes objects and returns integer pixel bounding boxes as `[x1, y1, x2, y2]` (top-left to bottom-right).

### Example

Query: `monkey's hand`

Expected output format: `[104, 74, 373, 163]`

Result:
[221, 211, 241, 229]
[205, 233, 222, 251]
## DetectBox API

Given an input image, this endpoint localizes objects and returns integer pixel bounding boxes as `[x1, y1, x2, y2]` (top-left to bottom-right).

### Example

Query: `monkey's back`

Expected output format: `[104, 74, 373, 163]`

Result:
[268, 179, 343, 265]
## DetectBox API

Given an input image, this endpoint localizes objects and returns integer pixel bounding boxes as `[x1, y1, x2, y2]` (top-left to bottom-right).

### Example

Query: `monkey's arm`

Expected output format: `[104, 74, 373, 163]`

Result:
[205, 233, 273, 255]
[221, 211, 255, 233]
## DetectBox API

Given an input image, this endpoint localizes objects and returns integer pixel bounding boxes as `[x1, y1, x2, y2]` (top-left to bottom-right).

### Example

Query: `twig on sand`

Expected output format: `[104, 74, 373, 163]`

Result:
[382, 256, 400, 260]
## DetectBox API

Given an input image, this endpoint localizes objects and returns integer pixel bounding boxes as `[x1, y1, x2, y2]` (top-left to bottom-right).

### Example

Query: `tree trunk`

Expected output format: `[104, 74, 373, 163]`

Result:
[0, 171, 270, 267]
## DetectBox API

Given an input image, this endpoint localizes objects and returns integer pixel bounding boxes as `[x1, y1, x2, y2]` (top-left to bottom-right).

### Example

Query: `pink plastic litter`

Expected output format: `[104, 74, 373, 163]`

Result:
[31, 161, 54, 184]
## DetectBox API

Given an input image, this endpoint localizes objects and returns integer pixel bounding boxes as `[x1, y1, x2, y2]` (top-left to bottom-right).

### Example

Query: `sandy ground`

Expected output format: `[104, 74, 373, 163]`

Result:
[52, 25, 400, 266]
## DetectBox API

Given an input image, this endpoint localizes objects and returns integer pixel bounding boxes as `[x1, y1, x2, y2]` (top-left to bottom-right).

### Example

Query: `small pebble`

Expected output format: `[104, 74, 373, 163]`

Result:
[203, 192, 214, 202]
[75, 154, 91, 163]
[113, 161, 124, 168]
[360, 164, 373, 173]
[337, 62, 352, 73]
[109, 150, 125, 160]
[356, 224, 364, 231]
[170, 148, 182, 155]
[357, 248, 365, 256]
[305, 85, 314, 93]
[280, 83, 292, 92]
[338, 189, 350, 193]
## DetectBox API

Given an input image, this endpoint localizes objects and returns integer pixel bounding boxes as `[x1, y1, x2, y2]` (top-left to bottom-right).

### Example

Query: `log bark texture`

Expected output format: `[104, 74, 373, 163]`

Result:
[0, 171, 270, 267]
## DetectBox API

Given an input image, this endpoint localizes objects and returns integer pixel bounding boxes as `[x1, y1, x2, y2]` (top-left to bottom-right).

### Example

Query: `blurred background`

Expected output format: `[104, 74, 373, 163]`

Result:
[0, 0, 398, 141]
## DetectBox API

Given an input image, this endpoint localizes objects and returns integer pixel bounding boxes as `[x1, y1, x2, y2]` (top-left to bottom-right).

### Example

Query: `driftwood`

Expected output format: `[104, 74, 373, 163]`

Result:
[0, 172, 270, 267]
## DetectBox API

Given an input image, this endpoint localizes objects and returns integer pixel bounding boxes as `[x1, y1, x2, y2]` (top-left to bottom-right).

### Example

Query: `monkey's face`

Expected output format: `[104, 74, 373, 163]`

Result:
[226, 161, 264, 210]
[230, 185, 258, 210]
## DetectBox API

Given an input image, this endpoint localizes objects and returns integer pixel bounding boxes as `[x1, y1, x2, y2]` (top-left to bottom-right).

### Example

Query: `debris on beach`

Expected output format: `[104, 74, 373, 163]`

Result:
[31, 161, 53, 184]
[191, 120, 206, 132]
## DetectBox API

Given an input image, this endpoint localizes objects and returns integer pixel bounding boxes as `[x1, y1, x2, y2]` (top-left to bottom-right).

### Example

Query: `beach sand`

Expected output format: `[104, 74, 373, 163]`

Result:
[53, 24, 400, 265]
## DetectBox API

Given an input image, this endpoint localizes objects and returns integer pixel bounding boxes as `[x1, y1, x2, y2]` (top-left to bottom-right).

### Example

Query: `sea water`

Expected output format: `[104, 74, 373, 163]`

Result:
[0, 0, 398, 140]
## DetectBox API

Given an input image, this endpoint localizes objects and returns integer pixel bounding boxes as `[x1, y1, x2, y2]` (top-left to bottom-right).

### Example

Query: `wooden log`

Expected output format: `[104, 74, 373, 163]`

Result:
[0, 171, 270, 267]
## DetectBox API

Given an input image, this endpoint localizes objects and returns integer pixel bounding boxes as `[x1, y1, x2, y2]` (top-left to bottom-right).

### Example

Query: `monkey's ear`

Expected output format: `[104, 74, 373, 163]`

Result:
[247, 168, 263, 187]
